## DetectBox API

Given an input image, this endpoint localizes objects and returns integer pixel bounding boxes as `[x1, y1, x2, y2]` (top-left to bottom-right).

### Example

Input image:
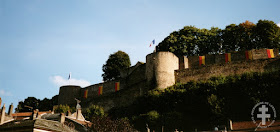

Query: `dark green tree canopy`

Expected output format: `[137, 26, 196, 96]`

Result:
[102, 51, 131, 81]
[82, 104, 105, 120]
[255, 20, 280, 49]
[16, 95, 58, 112]
[156, 26, 222, 56]
[157, 20, 280, 56]
[16, 97, 39, 112]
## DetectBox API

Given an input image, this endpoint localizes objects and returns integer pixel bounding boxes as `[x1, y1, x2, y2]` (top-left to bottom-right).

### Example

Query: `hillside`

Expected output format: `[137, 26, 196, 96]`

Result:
[109, 70, 280, 131]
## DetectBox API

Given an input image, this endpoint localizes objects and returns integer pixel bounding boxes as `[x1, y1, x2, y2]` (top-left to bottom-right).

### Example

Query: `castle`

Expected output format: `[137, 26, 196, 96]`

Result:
[58, 49, 280, 111]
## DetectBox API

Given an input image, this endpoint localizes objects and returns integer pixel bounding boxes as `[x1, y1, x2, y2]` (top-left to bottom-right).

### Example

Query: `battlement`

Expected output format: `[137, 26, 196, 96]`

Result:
[184, 49, 279, 69]
[176, 48, 279, 83]
[58, 48, 279, 111]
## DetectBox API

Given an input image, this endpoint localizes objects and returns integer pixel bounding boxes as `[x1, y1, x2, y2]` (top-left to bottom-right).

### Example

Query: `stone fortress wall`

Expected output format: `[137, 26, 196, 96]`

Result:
[58, 49, 280, 110]
[146, 52, 179, 90]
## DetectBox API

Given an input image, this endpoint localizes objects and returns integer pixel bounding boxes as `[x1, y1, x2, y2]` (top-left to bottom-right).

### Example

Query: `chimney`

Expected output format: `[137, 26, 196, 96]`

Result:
[32, 109, 38, 120]
[0, 98, 2, 108]
[59, 113, 65, 123]
[37, 110, 42, 119]
[8, 103, 13, 116]
[0, 104, 6, 124]
[37, 113, 41, 119]
[76, 108, 82, 120]
[67, 110, 71, 116]
[229, 119, 233, 130]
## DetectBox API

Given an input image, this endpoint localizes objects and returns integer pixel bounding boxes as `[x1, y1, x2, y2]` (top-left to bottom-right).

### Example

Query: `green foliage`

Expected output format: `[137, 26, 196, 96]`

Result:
[83, 104, 105, 120]
[102, 50, 131, 81]
[16, 95, 58, 112]
[38, 98, 52, 111]
[110, 70, 280, 131]
[53, 104, 74, 113]
[89, 116, 136, 132]
[146, 110, 159, 122]
[222, 24, 243, 52]
[16, 97, 39, 112]
[157, 20, 280, 56]
[255, 20, 280, 49]
[157, 26, 222, 56]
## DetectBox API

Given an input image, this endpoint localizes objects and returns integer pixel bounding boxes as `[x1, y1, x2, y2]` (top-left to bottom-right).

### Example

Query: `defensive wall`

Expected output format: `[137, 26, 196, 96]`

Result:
[58, 52, 179, 110]
[176, 49, 280, 83]
[58, 49, 280, 111]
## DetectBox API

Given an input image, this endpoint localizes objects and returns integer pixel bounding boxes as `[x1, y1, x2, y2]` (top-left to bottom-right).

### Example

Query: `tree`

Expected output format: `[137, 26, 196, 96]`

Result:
[238, 20, 256, 50]
[53, 104, 75, 113]
[221, 24, 241, 52]
[38, 98, 52, 111]
[254, 20, 280, 49]
[16, 95, 59, 112]
[83, 104, 105, 120]
[221, 21, 257, 52]
[196, 27, 222, 55]
[102, 51, 131, 81]
[157, 26, 198, 56]
[51, 95, 59, 106]
[16, 97, 39, 112]
[157, 20, 280, 56]
[156, 26, 222, 56]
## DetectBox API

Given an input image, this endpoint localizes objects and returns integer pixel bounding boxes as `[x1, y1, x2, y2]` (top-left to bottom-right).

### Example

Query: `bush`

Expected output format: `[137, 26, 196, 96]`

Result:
[83, 104, 105, 120]
[53, 104, 74, 113]
[89, 116, 136, 132]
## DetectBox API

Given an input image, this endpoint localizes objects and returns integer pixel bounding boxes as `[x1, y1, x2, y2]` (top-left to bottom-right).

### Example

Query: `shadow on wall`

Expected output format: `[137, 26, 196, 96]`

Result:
[181, 58, 279, 83]
[58, 49, 279, 111]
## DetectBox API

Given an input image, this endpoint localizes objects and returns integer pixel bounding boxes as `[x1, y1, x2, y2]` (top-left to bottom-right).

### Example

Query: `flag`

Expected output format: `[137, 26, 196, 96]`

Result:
[199, 56, 205, 66]
[245, 51, 252, 60]
[115, 82, 120, 92]
[225, 53, 231, 63]
[267, 49, 275, 58]
[84, 89, 88, 98]
[98, 86, 103, 96]
[68, 72, 71, 80]
[149, 39, 155, 47]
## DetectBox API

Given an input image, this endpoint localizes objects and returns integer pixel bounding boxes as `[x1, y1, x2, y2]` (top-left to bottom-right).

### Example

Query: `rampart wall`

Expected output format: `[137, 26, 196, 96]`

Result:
[58, 48, 279, 111]
[176, 49, 280, 84]
[58, 62, 148, 109]
[187, 49, 279, 68]
[79, 63, 147, 111]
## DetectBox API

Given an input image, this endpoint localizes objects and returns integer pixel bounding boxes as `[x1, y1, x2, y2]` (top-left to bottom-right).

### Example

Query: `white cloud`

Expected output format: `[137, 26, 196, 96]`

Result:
[0, 90, 12, 96]
[50, 76, 91, 87]
[277, 23, 280, 27]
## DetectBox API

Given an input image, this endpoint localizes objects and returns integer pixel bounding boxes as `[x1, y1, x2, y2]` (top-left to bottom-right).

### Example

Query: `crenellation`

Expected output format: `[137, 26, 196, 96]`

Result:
[251, 49, 268, 60]
[179, 56, 188, 70]
[214, 54, 225, 64]
[58, 48, 279, 111]
[231, 51, 245, 61]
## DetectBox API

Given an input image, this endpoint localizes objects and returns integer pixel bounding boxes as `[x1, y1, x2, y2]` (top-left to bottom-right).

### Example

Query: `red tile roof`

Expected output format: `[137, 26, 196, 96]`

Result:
[12, 112, 32, 117]
[232, 120, 280, 131]
[12, 111, 52, 118]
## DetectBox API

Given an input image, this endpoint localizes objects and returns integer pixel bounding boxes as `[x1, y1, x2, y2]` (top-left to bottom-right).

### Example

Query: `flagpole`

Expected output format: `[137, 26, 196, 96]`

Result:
[149, 39, 156, 53]
[68, 72, 71, 85]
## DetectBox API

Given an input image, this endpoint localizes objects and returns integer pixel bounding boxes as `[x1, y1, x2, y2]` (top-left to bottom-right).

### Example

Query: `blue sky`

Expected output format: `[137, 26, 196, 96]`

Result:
[1, 0, 280, 111]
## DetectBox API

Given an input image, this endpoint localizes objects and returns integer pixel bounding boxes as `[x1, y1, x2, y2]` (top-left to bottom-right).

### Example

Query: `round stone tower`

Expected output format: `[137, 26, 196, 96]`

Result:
[58, 85, 81, 106]
[146, 52, 179, 89]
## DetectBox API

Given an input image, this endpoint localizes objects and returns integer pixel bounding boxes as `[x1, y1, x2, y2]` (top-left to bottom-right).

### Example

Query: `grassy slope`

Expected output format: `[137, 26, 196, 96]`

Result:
[109, 70, 280, 131]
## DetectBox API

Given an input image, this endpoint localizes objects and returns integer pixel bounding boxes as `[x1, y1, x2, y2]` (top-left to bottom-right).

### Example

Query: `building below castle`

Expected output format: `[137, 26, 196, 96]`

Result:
[58, 49, 280, 111]
[0, 98, 90, 131]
